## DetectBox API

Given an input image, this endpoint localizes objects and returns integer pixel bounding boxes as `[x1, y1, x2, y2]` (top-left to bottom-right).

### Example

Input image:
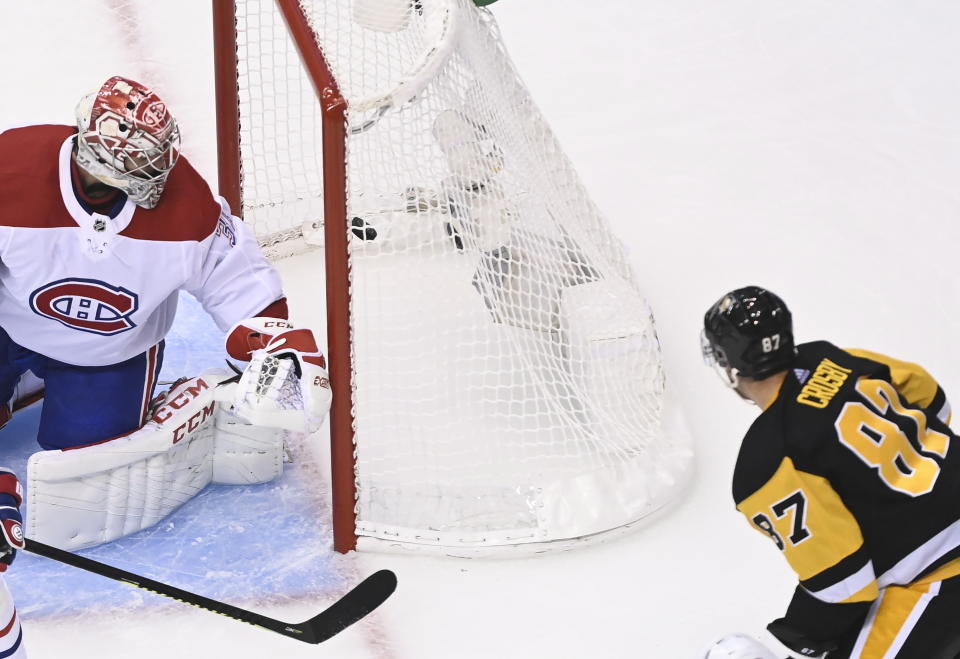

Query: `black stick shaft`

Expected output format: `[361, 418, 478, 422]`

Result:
[25, 538, 301, 637]
[23, 538, 399, 644]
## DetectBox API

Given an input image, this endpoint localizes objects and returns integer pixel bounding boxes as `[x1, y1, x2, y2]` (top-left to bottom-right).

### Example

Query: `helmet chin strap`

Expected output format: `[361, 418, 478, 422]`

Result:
[712, 364, 757, 405]
[711, 362, 739, 388]
[701, 329, 757, 405]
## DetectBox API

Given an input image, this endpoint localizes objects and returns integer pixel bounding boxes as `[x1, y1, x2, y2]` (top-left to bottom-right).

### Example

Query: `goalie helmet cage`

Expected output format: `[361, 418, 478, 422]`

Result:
[212, 0, 693, 555]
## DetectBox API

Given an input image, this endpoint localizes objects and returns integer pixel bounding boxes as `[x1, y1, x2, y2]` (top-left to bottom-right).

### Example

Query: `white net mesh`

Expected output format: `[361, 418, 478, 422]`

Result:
[233, 0, 692, 552]
[235, 0, 328, 259]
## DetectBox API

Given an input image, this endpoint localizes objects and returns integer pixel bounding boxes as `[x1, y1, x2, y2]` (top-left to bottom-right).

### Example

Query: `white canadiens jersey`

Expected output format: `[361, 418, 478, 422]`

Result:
[0, 124, 283, 367]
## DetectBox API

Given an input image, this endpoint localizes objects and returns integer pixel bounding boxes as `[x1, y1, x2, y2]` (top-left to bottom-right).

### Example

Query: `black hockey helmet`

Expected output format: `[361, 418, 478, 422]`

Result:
[701, 286, 796, 382]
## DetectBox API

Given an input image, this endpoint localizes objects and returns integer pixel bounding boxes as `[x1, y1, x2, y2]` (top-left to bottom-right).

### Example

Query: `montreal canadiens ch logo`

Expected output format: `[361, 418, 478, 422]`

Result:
[30, 278, 139, 335]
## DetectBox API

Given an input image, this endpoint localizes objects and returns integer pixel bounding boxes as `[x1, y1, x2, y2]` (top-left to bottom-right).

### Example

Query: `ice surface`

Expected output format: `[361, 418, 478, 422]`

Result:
[2, 1, 960, 658]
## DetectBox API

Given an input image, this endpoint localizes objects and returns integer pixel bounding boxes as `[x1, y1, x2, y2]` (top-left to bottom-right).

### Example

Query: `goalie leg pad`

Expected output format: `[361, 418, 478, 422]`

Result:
[25, 369, 269, 550]
[27, 422, 216, 551]
[211, 406, 285, 485]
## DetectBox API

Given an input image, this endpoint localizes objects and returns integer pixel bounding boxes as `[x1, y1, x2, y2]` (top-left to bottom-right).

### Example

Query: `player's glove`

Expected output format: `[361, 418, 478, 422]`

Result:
[767, 619, 838, 658]
[0, 468, 25, 571]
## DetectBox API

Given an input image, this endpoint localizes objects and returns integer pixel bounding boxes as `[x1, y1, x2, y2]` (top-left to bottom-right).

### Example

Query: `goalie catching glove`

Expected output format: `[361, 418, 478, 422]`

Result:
[226, 318, 332, 433]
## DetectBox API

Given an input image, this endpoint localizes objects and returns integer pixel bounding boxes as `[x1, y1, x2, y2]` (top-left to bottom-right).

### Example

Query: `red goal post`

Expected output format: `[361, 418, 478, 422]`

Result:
[212, 0, 692, 556]
[213, 0, 357, 552]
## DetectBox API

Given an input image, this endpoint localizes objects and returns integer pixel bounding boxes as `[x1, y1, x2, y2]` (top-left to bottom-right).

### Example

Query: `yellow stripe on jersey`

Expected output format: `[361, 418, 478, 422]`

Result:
[914, 555, 960, 586]
[845, 348, 940, 410]
[737, 458, 868, 586]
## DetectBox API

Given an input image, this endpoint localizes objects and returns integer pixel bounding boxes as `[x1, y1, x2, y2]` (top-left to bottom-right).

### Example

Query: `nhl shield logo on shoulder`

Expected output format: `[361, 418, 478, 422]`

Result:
[30, 278, 139, 335]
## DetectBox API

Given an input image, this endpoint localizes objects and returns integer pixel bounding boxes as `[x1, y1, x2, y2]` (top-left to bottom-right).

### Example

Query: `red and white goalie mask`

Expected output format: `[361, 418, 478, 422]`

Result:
[74, 76, 181, 209]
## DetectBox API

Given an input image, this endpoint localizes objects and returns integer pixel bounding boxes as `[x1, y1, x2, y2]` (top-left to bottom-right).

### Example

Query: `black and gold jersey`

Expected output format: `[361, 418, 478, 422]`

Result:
[733, 341, 960, 635]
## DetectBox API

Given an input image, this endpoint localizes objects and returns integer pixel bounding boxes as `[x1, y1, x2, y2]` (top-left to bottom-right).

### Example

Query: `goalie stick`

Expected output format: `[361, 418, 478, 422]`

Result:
[24, 538, 398, 644]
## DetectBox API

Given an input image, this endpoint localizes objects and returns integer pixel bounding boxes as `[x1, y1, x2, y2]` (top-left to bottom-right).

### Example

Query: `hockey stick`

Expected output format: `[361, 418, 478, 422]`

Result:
[24, 538, 397, 644]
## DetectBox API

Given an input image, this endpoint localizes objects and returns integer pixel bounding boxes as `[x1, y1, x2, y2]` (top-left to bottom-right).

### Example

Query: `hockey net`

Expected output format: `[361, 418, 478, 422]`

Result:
[219, 0, 692, 554]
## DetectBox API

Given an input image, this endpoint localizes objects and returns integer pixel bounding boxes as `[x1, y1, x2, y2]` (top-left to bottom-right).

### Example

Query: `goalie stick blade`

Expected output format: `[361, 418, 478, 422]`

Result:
[295, 569, 398, 644]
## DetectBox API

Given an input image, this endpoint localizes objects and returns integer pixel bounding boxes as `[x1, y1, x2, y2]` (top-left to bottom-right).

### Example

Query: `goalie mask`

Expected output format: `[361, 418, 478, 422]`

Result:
[74, 76, 181, 209]
[701, 286, 796, 387]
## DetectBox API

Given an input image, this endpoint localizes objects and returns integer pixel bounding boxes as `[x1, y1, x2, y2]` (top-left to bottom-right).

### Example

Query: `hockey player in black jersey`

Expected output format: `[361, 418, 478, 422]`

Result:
[700, 286, 960, 659]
